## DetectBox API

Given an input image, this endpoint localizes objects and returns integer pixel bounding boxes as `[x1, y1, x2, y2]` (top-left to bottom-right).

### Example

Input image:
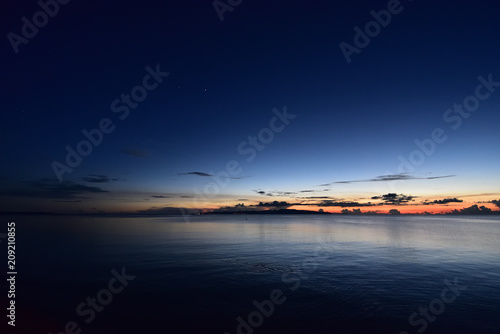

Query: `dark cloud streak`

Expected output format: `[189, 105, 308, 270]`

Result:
[321, 173, 455, 186]
[2, 180, 108, 200]
[83, 175, 119, 183]
[122, 149, 150, 157]
[423, 198, 463, 205]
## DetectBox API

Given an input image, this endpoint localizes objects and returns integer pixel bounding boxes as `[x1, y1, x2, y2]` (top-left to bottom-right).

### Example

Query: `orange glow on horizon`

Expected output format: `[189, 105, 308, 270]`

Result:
[289, 203, 500, 214]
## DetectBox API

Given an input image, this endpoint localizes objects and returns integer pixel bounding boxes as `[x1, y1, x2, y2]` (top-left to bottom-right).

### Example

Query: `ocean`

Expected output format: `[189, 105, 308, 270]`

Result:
[4, 214, 500, 333]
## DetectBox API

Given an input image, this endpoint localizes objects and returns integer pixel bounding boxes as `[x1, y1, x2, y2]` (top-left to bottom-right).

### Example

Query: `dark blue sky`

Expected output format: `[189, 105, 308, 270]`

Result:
[1, 0, 499, 213]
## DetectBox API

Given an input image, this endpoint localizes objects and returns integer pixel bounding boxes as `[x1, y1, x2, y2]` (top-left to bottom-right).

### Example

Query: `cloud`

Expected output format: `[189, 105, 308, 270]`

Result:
[2, 179, 108, 200]
[371, 193, 416, 205]
[491, 199, 500, 209]
[321, 173, 455, 186]
[317, 200, 376, 207]
[449, 205, 493, 215]
[214, 201, 297, 212]
[340, 208, 381, 215]
[83, 175, 119, 183]
[257, 201, 294, 208]
[179, 172, 245, 180]
[253, 189, 297, 197]
[179, 172, 213, 177]
[423, 198, 463, 205]
[213, 204, 249, 213]
[122, 148, 150, 157]
[254, 189, 327, 197]
[275, 191, 296, 196]
[151, 195, 170, 199]
[181, 195, 193, 198]
[459, 193, 500, 198]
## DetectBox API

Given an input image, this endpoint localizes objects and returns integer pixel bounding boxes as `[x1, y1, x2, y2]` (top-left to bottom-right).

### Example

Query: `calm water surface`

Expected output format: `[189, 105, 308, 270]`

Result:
[6, 214, 500, 333]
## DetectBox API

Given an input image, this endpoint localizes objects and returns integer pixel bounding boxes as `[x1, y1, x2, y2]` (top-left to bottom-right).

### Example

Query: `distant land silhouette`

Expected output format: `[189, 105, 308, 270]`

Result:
[1, 204, 499, 216]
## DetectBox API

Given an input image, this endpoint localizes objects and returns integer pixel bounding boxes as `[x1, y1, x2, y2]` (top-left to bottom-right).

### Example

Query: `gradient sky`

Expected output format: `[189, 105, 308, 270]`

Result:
[1, 0, 499, 214]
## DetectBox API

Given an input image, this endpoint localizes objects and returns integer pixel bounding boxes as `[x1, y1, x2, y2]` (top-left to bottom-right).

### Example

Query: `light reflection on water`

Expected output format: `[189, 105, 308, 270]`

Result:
[9, 214, 500, 333]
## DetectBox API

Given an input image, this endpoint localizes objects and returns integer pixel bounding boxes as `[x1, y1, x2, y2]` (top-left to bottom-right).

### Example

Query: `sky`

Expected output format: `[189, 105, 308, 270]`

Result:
[1, 0, 499, 214]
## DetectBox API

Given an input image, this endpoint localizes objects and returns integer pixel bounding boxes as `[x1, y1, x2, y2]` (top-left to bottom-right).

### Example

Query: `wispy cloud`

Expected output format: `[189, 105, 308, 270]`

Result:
[179, 171, 246, 180]
[82, 175, 119, 183]
[254, 189, 326, 197]
[317, 200, 376, 207]
[179, 172, 213, 177]
[254, 188, 331, 198]
[320, 173, 455, 186]
[151, 195, 170, 199]
[253, 189, 297, 197]
[459, 193, 500, 198]
[122, 148, 150, 157]
[2, 179, 108, 200]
